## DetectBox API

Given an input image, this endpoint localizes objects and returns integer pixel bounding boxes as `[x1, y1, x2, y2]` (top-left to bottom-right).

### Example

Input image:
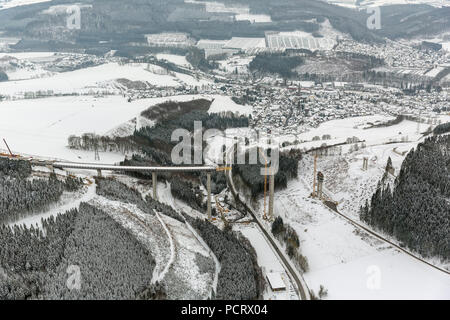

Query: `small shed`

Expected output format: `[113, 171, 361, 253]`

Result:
[266, 272, 286, 292]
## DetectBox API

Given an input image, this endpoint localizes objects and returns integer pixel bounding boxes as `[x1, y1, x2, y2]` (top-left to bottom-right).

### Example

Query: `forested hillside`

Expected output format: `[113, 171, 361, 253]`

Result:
[185, 215, 263, 300]
[0, 203, 163, 300]
[92, 176, 262, 300]
[249, 53, 304, 78]
[434, 122, 450, 135]
[2, 0, 449, 54]
[0, 158, 82, 224]
[361, 135, 450, 259]
[0, 159, 164, 300]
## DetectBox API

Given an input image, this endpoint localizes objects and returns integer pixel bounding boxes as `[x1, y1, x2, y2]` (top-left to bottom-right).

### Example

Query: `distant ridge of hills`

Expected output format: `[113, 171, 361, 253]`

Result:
[0, 0, 448, 53]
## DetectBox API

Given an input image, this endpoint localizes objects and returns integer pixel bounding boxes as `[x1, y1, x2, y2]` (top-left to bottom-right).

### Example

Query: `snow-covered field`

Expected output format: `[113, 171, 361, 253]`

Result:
[0, 94, 251, 162]
[0, 62, 211, 97]
[207, 95, 252, 116]
[263, 173, 450, 299]
[280, 114, 450, 152]
[0, 54, 54, 80]
[0, 0, 50, 10]
[425, 66, 446, 77]
[242, 115, 450, 299]
[325, 0, 448, 8]
[184, 0, 271, 23]
[442, 42, 450, 51]
[0, 52, 56, 60]
[0, 95, 206, 162]
[156, 54, 191, 68]
[217, 55, 254, 75]
[237, 224, 298, 300]
[235, 13, 271, 23]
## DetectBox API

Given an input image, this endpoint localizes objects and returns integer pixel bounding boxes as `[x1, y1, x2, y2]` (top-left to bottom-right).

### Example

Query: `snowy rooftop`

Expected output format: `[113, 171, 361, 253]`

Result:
[266, 272, 286, 291]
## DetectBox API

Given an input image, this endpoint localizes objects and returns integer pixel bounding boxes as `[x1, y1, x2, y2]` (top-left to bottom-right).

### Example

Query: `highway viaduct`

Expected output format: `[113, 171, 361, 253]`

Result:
[50, 162, 217, 220]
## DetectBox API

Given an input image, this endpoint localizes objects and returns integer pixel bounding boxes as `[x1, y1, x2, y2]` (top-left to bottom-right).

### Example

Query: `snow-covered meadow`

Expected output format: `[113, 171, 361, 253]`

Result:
[0, 95, 202, 161]
[0, 94, 251, 162]
[0, 62, 211, 97]
[280, 114, 450, 152]
[251, 116, 450, 299]
[264, 167, 450, 300]
[0, 0, 51, 10]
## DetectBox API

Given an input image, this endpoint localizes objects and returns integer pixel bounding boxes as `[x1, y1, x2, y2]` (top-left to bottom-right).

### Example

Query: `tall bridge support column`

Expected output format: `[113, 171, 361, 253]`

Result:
[97, 169, 102, 177]
[268, 171, 275, 221]
[152, 172, 158, 200]
[207, 172, 212, 221]
[317, 172, 324, 200]
[363, 157, 368, 171]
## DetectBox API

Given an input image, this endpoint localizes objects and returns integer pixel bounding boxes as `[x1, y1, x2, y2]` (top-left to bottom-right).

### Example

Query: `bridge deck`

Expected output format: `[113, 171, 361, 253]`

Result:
[53, 162, 217, 173]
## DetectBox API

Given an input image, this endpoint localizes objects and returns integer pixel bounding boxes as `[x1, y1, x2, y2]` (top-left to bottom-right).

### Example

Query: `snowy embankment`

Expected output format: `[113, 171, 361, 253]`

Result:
[155, 181, 220, 298]
[97, 176, 217, 299]
[154, 211, 176, 284]
[89, 197, 172, 284]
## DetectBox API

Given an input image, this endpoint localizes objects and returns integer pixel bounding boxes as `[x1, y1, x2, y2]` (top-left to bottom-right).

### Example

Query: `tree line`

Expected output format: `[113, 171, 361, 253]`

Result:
[361, 135, 450, 259]
[249, 53, 305, 79]
[0, 158, 83, 224]
[185, 215, 262, 300]
[433, 122, 450, 135]
[272, 216, 309, 272]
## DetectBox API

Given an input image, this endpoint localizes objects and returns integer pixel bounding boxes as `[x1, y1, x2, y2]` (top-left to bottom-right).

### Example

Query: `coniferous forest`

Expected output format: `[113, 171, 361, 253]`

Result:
[361, 135, 450, 259]
[0, 158, 261, 299]
[0, 159, 163, 299]
[0, 158, 83, 224]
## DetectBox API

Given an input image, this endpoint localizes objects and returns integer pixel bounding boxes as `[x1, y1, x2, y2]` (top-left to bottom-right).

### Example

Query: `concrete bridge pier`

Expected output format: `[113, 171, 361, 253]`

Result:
[363, 157, 368, 171]
[97, 169, 102, 177]
[207, 172, 212, 221]
[268, 171, 275, 221]
[317, 172, 324, 200]
[152, 172, 158, 200]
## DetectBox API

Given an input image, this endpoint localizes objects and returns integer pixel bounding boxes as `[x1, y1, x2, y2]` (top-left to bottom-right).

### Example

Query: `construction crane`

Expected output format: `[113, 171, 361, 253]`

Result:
[416, 110, 422, 134]
[2, 138, 16, 158]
